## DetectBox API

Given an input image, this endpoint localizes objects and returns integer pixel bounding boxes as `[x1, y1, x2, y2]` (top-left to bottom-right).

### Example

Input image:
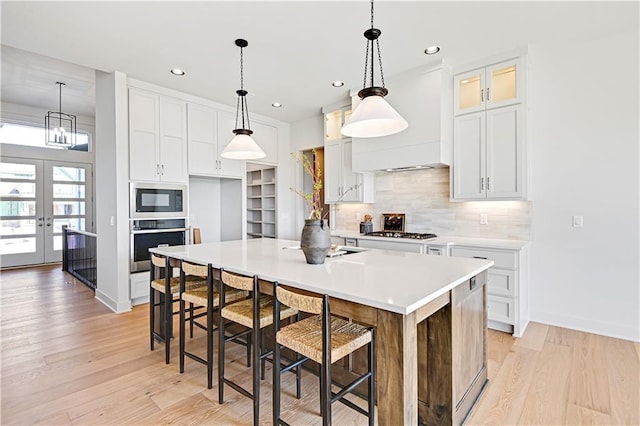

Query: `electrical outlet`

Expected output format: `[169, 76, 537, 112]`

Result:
[480, 214, 488, 225]
[572, 215, 583, 227]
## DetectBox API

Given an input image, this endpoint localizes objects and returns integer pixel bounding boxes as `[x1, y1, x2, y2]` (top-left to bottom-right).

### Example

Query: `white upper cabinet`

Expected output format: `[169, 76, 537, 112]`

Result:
[322, 101, 374, 204]
[454, 58, 522, 116]
[453, 104, 524, 200]
[452, 55, 527, 201]
[351, 64, 453, 171]
[250, 120, 278, 165]
[187, 104, 243, 179]
[215, 110, 246, 178]
[129, 88, 188, 183]
[187, 103, 218, 176]
[324, 104, 352, 142]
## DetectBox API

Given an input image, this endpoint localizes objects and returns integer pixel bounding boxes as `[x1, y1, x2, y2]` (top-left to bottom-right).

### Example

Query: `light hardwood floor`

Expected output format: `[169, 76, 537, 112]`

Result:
[1, 265, 638, 425]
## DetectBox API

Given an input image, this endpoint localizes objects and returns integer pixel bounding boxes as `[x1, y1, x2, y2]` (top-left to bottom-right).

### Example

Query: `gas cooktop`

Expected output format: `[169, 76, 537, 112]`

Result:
[365, 231, 437, 240]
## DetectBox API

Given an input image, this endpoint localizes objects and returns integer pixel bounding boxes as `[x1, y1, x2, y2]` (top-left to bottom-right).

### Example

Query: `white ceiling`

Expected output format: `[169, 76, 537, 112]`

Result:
[1, 1, 637, 123]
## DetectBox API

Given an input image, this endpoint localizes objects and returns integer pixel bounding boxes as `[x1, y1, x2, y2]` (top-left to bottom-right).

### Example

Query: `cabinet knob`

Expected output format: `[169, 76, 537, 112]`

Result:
[487, 177, 490, 191]
[481, 177, 484, 191]
[481, 88, 484, 102]
[487, 87, 491, 101]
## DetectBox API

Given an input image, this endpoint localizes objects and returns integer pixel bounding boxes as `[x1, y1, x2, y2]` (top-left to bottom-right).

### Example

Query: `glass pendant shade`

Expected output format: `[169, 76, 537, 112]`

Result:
[341, 93, 408, 138]
[221, 130, 266, 160]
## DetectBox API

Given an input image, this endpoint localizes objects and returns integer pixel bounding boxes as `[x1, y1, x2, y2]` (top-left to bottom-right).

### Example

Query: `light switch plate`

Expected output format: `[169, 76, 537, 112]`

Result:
[480, 213, 488, 225]
[572, 215, 583, 227]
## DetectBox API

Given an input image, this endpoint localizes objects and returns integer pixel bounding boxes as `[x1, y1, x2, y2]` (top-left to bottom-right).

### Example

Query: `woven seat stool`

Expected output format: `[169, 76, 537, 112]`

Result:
[149, 253, 207, 364]
[179, 261, 247, 389]
[272, 282, 375, 426]
[218, 268, 299, 426]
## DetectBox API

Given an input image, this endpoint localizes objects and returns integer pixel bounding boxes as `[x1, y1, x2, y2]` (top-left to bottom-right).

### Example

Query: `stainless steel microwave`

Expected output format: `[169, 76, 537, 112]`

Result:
[130, 182, 187, 218]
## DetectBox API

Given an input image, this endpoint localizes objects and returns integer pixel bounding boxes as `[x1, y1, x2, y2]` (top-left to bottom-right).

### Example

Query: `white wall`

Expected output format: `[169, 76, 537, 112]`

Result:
[188, 176, 221, 242]
[94, 70, 131, 313]
[529, 28, 639, 341]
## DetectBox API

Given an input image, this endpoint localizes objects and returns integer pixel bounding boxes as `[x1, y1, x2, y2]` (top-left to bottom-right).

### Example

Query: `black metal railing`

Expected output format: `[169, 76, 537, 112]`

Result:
[62, 226, 97, 290]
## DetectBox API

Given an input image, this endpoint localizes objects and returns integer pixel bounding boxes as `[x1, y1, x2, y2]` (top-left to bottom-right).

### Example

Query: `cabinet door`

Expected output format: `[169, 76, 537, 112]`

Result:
[323, 140, 342, 203]
[486, 58, 521, 110]
[452, 277, 487, 411]
[324, 106, 350, 142]
[216, 111, 245, 178]
[187, 103, 218, 176]
[251, 121, 278, 165]
[453, 112, 485, 199]
[129, 89, 160, 181]
[159, 96, 188, 183]
[486, 105, 523, 198]
[454, 68, 485, 115]
[340, 139, 361, 202]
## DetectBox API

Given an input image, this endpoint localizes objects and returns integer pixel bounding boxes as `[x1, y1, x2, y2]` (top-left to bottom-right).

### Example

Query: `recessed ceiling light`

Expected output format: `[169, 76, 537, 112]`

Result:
[332, 81, 344, 87]
[424, 46, 441, 55]
[271, 102, 282, 108]
[170, 68, 185, 76]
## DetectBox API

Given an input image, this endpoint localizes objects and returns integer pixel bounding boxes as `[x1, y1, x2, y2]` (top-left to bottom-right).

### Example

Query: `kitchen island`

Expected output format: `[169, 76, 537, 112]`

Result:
[150, 238, 493, 425]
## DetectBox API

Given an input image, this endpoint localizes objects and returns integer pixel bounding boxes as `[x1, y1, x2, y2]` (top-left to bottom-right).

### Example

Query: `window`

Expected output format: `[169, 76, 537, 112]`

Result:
[0, 121, 91, 151]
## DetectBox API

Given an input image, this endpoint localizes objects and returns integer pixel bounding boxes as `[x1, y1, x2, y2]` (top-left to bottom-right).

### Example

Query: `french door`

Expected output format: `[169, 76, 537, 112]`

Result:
[0, 157, 93, 268]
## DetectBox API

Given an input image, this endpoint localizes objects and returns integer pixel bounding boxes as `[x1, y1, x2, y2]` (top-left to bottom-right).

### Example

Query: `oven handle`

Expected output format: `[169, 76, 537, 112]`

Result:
[131, 228, 188, 234]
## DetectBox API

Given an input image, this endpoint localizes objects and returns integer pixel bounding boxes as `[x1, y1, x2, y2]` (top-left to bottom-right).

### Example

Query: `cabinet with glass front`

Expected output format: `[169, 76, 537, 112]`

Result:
[453, 58, 522, 115]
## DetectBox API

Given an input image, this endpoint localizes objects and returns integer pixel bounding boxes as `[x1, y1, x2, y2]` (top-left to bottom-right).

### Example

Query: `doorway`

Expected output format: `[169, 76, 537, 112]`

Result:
[0, 157, 93, 268]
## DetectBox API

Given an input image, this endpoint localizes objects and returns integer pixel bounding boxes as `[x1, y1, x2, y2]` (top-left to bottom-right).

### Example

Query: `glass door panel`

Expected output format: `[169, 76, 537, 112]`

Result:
[490, 65, 517, 103]
[0, 158, 44, 267]
[460, 76, 482, 109]
[0, 158, 93, 267]
[486, 58, 521, 109]
[44, 161, 92, 263]
[454, 69, 485, 115]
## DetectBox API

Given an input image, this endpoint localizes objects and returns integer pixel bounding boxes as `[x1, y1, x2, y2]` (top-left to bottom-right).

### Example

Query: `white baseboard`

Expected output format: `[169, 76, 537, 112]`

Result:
[95, 289, 132, 314]
[530, 310, 640, 343]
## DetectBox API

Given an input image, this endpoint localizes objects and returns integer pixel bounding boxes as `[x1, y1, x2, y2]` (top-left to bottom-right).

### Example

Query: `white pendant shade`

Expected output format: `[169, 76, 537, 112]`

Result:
[341, 94, 408, 138]
[220, 133, 266, 160]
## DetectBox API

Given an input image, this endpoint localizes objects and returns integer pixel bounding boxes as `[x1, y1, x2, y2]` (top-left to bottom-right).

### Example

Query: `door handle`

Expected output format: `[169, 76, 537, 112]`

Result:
[161, 164, 165, 175]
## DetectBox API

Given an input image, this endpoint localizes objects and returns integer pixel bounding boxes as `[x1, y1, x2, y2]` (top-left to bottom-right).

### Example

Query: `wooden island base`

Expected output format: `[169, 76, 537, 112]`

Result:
[307, 271, 488, 425]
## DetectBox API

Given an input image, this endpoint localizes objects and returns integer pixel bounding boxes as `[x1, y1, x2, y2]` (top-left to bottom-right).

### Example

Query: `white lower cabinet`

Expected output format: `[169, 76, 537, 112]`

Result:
[130, 271, 150, 304]
[450, 245, 529, 337]
[354, 238, 425, 253]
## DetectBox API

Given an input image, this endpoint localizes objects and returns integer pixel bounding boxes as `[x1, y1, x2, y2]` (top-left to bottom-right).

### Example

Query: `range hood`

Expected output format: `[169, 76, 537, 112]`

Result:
[350, 62, 452, 172]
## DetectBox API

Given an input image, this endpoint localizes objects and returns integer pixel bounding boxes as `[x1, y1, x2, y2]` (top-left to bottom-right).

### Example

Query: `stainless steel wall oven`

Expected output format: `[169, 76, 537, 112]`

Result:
[130, 218, 187, 272]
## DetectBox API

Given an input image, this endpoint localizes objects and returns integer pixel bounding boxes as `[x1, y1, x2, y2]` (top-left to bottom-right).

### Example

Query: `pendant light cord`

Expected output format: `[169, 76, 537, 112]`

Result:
[362, 0, 385, 90]
[235, 42, 251, 131]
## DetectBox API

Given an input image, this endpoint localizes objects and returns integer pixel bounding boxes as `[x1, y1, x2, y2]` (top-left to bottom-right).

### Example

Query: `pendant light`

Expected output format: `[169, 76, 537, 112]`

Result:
[341, 0, 408, 138]
[45, 82, 76, 148]
[220, 39, 266, 160]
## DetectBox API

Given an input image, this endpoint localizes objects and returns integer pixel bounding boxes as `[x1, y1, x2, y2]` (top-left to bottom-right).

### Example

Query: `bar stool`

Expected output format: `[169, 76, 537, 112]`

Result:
[217, 268, 299, 426]
[149, 253, 207, 364]
[178, 261, 247, 389]
[272, 282, 375, 426]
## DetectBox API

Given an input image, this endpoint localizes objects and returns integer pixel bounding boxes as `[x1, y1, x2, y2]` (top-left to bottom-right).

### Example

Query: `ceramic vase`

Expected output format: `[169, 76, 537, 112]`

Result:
[300, 219, 331, 264]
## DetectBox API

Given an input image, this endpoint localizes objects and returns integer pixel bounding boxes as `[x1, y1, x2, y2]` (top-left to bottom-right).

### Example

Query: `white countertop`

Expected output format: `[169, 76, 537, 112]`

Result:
[332, 230, 529, 250]
[150, 238, 493, 315]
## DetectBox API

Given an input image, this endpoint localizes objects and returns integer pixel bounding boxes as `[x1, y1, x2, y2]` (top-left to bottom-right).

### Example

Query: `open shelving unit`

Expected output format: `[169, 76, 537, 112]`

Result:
[246, 164, 277, 239]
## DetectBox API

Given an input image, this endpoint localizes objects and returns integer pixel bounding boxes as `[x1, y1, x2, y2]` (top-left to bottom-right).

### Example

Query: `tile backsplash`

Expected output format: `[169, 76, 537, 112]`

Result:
[334, 167, 531, 240]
